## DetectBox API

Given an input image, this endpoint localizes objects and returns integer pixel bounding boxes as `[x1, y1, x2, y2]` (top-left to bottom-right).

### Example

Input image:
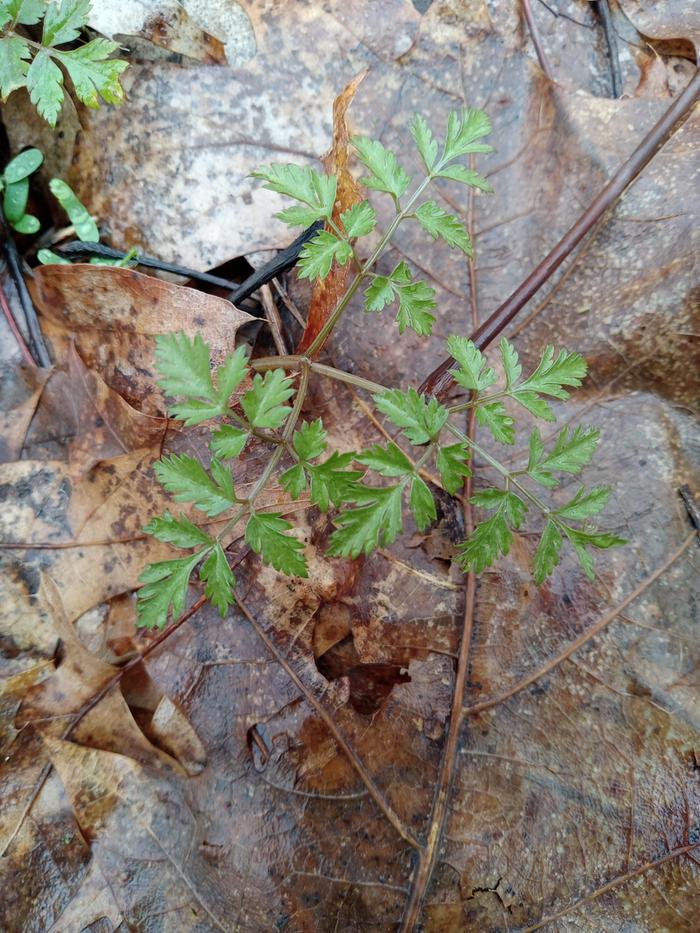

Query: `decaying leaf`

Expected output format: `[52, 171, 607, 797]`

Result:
[30, 264, 256, 412]
[297, 69, 367, 354]
[66, 0, 421, 268]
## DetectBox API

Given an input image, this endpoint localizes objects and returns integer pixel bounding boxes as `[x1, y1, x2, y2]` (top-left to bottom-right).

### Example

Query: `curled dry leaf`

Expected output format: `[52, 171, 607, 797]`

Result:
[297, 69, 368, 355]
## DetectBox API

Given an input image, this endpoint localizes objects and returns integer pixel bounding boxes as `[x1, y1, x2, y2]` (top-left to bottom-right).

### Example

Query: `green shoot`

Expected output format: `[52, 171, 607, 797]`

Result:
[136, 107, 624, 627]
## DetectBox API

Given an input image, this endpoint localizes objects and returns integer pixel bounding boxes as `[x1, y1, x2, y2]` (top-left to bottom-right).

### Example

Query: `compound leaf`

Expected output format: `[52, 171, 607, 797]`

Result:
[435, 163, 492, 192]
[410, 113, 438, 171]
[447, 335, 496, 391]
[211, 425, 249, 460]
[307, 452, 364, 511]
[364, 275, 394, 313]
[55, 39, 127, 110]
[245, 512, 307, 576]
[533, 520, 563, 585]
[26, 50, 64, 127]
[154, 453, 236, 517]
[458, 488, 527, 573]
[556, 485, 611, 521]
[415, 200, 472, 255]
[340, 200, 376, 238]
[251, 163, 336, 221]
[292, 418, 327, 462]
[155, 332, 214, 402]
[475, 401, 515, 445]
[327, 483, 405, 558]
[442, 108, 493, 162]
[358, 441, 413, 477]
[352, 135, 410, 200]
[199, 542, 236, 617]
[373, 387, 448, 446]
[241, 369, 295, 430]
[42, 0, 90, 46]
[1, 0, 46, 28]
[143, 511, 214, 549]
[409, 475, 436, 531]
[137, 551, 206, 629]
[436, 443, 471, 495]
[0, 36, 30, 100]
[298, 229, 352, 280]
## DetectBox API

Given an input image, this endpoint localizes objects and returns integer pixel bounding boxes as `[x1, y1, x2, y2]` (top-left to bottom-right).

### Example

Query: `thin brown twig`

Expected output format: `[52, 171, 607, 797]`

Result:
[420, 70, 700, 398]
[520, 842, 700, 931]
[522, 0, 554, 79]
[0, 275, 35, 366]
[259, 283, 289, 356]
[234, 593, 421, 850]
[463, 533, 695, 716]
[400, 163, 482, 929]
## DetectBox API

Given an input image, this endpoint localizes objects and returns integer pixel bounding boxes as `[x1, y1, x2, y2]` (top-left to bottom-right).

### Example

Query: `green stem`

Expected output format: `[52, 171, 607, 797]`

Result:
[447, 390, 510, 414]
[252, 355, 389, 396]
[446, 422, 552, 519]
[216, 364, 310, 544]
[304, 173, 437, 357]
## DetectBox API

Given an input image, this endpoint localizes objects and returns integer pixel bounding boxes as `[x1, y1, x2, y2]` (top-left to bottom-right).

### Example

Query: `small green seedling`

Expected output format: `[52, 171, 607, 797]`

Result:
[0, 147, 43, 232]
[0, 0, 128, 127]
[139, 107, 626, 628]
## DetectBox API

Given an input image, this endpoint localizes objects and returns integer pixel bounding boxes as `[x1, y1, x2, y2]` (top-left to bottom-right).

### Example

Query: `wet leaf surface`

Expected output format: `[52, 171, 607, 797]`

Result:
[0, 2, 699, 931]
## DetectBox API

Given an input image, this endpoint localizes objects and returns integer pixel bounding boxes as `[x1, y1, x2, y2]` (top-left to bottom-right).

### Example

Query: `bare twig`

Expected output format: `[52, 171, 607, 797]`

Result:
[420, 70, 700, 398]
[522, 0, 554, 79]
[400, 167, 482, 929]
[0, 275, 35, 366]
[259, 283, 288, 355]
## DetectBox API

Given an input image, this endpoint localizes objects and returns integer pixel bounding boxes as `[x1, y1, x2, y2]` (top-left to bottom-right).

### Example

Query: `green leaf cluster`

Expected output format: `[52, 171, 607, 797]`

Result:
[251, 107, 493, 340]
[138, 514, 236, 627]
[453, 339, 625, 581]
[365, 261, 437, 336]
[279, 419, 365, 511]
[1, 0, 128, 127]
[137, 109, 625, 628]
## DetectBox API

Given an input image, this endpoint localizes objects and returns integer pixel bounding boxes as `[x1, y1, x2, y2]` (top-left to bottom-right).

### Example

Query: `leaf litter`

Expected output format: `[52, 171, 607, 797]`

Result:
[0, 1, 699, 931]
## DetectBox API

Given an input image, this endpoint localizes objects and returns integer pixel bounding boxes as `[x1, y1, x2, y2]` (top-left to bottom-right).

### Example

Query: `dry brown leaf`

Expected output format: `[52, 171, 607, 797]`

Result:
[297, 69, 367, 355]
[67, 0, 421, 268]
[0, 366, 49, 463]
[30, 264, 256, 413]
[619, 0, 700, 47]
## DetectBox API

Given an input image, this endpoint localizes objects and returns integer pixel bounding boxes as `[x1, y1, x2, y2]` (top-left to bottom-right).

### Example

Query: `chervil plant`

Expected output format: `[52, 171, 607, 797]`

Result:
[0, 0, 128, 126]
[138, 108, 625, 628]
